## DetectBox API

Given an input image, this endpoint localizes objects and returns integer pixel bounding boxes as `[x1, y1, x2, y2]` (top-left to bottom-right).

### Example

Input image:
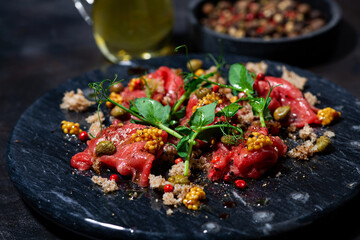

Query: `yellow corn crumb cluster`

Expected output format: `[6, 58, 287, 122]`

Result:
[246, 132, 273, 151]
[106, 92, 123, 109]
[130, 127, 165, 153]
[61, 121, 82, 135]
[183, 186, 206, 210]
[193, 92, 224, 113]
[317, 107, 341, 125]
[128, 77, 146, 91]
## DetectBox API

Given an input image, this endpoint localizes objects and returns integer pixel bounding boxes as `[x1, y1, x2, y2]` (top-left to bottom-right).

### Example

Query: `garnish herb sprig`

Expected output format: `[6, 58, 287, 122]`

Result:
[176, 102, 243, 176]
[226, 63, 276, 128]
[89, 56, 274, 177]
[170, 45, 224, 117]
[89, 78, 182, 139]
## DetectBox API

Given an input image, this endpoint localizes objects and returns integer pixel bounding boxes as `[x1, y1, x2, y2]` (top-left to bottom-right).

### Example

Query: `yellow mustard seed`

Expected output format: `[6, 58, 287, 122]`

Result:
[246, 132, 273, 151]
[193, 92, 225, 113]
[130, 127, 164, 153]
[230, 96, 238, 103]
[106, 92, 123, 109]
[194, 69, 205, 77]
[317, 107, 341, 125]
[128, 77, 150, 91]
[183, 186, 206, 210]
[60, 120, 82, 136]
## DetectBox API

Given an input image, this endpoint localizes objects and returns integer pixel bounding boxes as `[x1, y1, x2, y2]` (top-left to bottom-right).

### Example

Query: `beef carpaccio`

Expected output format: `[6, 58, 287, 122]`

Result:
[64, 61, 340, 211]
[71, 123, 168, 187]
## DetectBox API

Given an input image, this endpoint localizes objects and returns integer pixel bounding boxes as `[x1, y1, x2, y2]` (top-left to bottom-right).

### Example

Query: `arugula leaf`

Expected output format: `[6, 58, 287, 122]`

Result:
[175, 126, 193, 135]
[134, 98, 171, 126]
[248, 97, 266, 116]
[176, 135, 192, 158]
[189, 102, 217, 129]
[216, 102, 242, 118]
[129, 100, 139, 114]
[229, 63, 254, 95]
[248, 83, 274, 127]
[248, 96, 271, 118]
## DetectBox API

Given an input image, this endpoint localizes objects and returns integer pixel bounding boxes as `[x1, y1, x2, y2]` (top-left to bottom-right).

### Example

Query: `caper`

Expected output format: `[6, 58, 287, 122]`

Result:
[168, 174, 190, 184]
[109, 82, 124, 93]
[221, 135, 235, 145]
[195, 87, 211, 100]
[187, 59, 203, 72]
[111, 106, 127, 119]
[273, 105, 291, 121]
[315, 136, 331, 152]
[95, 140, 116, 156]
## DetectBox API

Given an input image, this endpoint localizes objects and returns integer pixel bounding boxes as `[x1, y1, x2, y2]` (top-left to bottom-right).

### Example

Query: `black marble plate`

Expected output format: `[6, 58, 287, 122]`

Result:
[6, 54, 360, 240]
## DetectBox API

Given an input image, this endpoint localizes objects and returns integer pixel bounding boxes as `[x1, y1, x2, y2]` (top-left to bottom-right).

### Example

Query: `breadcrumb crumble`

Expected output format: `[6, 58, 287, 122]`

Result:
[245, 61, 268, 75]
[281, 66, 307, 90]
[60, 89, 94, 112]
[304, 92, 319, 106]
[86, 111, 105, 124]
[92, 176, 119, 193]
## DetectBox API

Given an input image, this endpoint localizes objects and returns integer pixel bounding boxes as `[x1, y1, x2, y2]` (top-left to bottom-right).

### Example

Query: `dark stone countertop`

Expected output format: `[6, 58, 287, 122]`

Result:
[0, 0, 359, 239]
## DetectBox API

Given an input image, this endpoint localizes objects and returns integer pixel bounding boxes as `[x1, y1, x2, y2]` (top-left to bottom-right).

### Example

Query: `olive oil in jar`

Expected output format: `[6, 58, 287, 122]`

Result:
[92, 0, 174, 63]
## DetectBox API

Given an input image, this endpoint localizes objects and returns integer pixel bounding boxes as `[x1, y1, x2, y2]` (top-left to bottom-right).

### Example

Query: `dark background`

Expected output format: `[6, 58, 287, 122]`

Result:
[0, 0, 359, 239]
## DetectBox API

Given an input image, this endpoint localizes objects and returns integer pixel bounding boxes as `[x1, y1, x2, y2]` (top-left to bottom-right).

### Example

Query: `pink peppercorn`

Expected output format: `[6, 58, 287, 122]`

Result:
[235, 179, 247, 189]
[110, 174, 119, 182]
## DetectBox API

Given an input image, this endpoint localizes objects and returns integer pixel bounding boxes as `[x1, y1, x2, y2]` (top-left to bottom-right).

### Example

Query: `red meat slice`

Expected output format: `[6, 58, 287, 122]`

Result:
[181, 93, 233, 125]
[207, 143, 233, 181]
[207, 127, 287, 181]
[230, 135, 287, 179]
[120, 89, 147, 108]
[183, 94, 199, 121]
[71, 123, 168, 187]
[120, 66, 185, 108]
[71, 152, 93, 171]
[253, 76, 321, 127]
[147, 66, 185, 107]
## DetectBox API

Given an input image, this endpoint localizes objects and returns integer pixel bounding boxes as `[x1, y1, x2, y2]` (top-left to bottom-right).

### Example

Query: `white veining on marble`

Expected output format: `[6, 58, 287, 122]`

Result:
[85, 218, 134, 232]
[352, 125, 360, 132]
[314, 205, 323, 211]
[253, 211, 275, 223]
[346, 182, 358, 189]
[334, 105, 344, 111]
[290, 192, 309, 204]
[50, 191, 94, 218]
[262, 223, 273, 235]
[20, 148, 30, 154]
[232, 190, 247, 206]
[201, 222, 221, 234]
[350, 141, 360, 148]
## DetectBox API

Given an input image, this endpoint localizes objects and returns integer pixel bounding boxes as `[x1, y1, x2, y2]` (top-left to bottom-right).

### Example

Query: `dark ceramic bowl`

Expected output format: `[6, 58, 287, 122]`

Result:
[187, 0, 342, 65]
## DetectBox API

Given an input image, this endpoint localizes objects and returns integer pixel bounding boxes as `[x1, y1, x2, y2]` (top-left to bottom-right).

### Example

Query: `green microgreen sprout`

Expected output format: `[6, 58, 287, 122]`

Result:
[246, 81, 278, 128]
[88, 75, 122, 136]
